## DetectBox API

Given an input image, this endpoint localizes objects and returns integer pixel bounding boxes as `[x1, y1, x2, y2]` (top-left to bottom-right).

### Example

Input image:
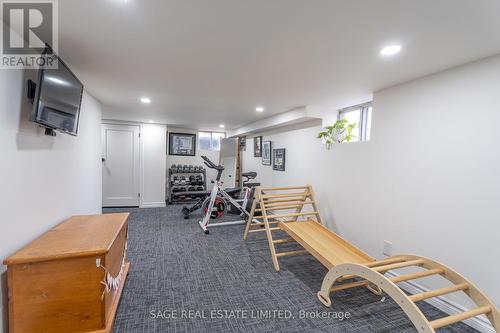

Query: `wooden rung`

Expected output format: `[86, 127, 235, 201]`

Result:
[249, 221, 280, 226]
[372, 259, 425, 272]
[248, 227, 281, 233]
[256, 205, 305, 212]
[338, 259, 428, 282]
[409, 283, 469, 302]
[263, 201, 310, 207]
[365, 257, 408, 268]
[263, 212, 319, 219]
[330, 280, 370, 292]
[276, 250, 309, 257]
[339, 268, 445, 285]
[266, 205, 303, 213]
[430, 306, 491, 329]
[262, 199, 313, 206]
[273, 238, 295, 244]
[338, 257, 410, 281]
[390, 268, 445, 283]
[262, 192, 310, 199]
[260, 186, 310, 191]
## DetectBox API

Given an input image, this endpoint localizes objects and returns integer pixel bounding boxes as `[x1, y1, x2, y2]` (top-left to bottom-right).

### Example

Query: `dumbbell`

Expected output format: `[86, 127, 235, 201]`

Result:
[171, 164, 177, 173]
[188, 186, 196, 192]
[196, 186, 204, 191]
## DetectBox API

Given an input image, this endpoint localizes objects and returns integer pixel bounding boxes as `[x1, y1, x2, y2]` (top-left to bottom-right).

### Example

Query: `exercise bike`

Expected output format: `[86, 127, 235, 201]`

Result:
[188, 156, 260, 234]
[181, 168, 259, 220]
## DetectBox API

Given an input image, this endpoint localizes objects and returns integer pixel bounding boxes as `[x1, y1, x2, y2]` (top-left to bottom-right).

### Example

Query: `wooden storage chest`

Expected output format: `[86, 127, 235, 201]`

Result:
[3, 213, 130, 333]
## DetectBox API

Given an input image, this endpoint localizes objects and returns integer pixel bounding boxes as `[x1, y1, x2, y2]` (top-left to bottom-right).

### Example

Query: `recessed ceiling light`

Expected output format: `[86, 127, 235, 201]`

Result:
[380, 44, 402, 56]
[256, 106, 265, 113]
[148, 120, 154, 123]
[140, 97, 151, 104]
[219, 124, 225, 128]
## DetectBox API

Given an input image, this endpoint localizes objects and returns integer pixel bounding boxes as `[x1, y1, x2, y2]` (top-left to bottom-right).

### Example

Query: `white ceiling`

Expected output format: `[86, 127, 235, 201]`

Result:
[58, 0, 500, 130]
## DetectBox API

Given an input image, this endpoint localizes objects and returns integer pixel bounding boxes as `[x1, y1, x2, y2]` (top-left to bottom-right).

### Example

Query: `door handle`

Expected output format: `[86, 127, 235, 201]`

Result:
[101, 158, 106, 162]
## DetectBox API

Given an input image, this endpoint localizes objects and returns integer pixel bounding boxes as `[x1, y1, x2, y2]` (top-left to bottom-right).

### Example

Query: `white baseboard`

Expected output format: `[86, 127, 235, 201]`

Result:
[385, 272, 494, 333]
[140, 202, 166, 208]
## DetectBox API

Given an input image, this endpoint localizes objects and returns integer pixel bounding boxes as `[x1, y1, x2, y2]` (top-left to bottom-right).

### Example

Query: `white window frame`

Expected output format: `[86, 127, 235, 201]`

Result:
[338, 102, 372, 142]
[198, 131, 226, 151]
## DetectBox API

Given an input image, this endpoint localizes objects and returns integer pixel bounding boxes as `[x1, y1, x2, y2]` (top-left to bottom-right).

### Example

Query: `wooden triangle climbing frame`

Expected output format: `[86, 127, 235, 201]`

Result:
[243, 185, 323, 271]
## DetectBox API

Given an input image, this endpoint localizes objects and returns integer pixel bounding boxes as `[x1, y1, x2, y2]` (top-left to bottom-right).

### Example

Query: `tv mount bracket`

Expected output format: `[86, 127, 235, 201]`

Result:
[27, 80, 36, 104]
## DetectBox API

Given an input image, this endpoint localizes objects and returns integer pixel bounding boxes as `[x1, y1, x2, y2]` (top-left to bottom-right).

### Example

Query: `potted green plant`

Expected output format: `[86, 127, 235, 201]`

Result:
[317, 119, 356, 149]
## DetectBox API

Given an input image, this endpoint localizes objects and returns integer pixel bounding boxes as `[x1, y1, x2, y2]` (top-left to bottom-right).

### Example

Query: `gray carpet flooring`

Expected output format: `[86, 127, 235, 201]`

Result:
[104, 206, 477, 333]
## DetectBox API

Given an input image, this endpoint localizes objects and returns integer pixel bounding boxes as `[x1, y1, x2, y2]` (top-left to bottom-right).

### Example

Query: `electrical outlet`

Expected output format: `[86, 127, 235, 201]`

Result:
[382, 240, 393, 256]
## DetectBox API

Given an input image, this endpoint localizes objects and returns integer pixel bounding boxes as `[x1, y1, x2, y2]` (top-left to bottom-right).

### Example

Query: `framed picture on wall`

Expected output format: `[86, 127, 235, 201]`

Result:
[262, 141, 272, 165]
[239, 136, 246, 151]
[168, 132, 196, 156]
[254, 136, 262, 157]
[273, 148, 286, 171]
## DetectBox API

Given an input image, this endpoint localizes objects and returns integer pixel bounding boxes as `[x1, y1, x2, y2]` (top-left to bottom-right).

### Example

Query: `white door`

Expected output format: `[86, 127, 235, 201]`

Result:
[102, 124, 140, 207]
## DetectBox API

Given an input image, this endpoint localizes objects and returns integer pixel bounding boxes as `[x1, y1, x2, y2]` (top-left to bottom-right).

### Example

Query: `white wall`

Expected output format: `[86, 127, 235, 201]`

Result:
[0, 69, 103, 332]
[242, 55, 500, 325]
[141, 123, 167, 207]
[166, 127, 220, 192]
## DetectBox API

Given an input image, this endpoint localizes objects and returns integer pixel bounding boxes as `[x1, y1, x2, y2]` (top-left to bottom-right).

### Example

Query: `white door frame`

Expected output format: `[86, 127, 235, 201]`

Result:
[102, 120, 142, 207]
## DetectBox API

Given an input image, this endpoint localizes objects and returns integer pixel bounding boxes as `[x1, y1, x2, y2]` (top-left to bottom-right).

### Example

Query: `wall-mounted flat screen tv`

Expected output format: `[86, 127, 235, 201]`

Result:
[31, 49, 84, 136]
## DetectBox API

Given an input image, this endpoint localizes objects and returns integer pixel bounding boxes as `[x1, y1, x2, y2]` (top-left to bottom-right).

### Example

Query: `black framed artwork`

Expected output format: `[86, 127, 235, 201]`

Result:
[254, 136, 262, 157]
[262, 141, 272, 165]
[273, 148, 286, 171]
[168, 132, 196, 156]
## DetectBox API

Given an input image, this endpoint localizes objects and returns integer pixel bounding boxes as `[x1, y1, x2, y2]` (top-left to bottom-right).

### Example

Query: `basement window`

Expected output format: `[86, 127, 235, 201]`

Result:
[338, 103, 372, 142]
[198, 131, 226, 151]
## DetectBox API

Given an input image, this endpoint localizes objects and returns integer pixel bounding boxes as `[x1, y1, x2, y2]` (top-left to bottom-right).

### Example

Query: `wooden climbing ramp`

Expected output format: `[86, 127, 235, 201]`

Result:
[317, 255, 499, 332]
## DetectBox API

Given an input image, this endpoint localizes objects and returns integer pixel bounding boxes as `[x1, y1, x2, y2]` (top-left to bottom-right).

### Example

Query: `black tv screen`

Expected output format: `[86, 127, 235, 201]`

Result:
[32, 53, 84, 136]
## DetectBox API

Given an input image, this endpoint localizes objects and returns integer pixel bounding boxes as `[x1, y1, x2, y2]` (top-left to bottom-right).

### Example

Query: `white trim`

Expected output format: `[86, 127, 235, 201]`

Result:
[385, 271, 495, 333]
[102, 119, 146, 126]
[140, 202, 166, 208]
[139, 123, 145, 208]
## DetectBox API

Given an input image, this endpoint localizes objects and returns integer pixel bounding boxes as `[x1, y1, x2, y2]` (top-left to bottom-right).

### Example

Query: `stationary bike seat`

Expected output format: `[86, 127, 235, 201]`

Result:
[242, 172, 257, 179]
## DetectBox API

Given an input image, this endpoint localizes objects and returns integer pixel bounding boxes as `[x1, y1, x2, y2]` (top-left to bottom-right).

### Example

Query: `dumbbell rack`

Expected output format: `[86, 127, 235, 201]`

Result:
[167, 165, 207, 204]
